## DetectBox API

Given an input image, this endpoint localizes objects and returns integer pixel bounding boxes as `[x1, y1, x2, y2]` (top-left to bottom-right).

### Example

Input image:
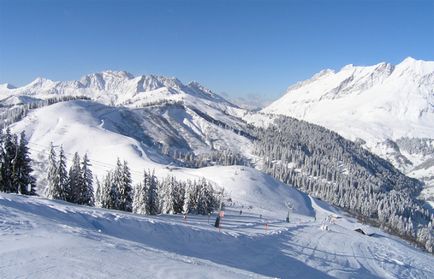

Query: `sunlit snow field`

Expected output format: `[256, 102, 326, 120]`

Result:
[1, 167, 433, 278]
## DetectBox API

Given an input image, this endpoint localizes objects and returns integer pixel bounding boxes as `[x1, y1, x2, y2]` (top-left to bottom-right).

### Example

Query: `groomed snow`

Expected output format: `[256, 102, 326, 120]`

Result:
[1, 168, 433, 278]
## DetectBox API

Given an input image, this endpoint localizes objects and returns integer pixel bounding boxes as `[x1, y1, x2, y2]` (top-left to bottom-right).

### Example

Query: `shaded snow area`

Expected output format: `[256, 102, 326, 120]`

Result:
[1, 167, 433, 279]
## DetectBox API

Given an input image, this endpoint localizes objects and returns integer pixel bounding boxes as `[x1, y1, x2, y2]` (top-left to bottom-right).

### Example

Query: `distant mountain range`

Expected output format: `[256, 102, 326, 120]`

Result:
[0, 70, 233, 108]
[263, 57, 434, 202]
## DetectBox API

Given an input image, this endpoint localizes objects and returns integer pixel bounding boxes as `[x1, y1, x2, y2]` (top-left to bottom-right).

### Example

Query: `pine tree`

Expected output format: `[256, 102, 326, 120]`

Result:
[94, 176, 103, 208]
[182, 180, 193, 214]
[45, 143, 62, 199]
[57, 146, 69, 201]
[14, 131, 36, 195]
[146, 170, 159, 215]
[115, 162, 133, 212]
[203, 179, 216, 214]
[10, 134, 19, 193]
[189, 180, 200, 213]
[173, 180, 185, 214]
[67, 152, 82, 203]
[100, 172, 111, 208]
[1, 128, 16, 192]
[101, 172, 113, 208]
[196, 178, 215, 215]
[132, 183, 141, 214]
[101, 171, 119, 209]
[133, 180, 149, 215]
[133, 169, 151, 214]
[160, 176, 175, 214]
[81, 153, 94, 206]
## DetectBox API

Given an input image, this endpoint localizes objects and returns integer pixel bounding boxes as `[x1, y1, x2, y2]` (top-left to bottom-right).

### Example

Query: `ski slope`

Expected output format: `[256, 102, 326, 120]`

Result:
[1, 168, 433, 279]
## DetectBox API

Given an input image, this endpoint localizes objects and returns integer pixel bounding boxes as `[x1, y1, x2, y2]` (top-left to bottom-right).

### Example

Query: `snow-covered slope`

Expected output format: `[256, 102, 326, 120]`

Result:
[1, 70, 253, 164]
[264, 57, 434, 135]
[263, 57, 434, 201]
[2, 173, 433, 278]
[8, 99, 253, 188]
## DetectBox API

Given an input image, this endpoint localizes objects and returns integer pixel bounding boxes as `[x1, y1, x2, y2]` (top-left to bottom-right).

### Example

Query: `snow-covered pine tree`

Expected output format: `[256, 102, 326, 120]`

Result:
[120, 160, 133, 212]
[45, 143, 62, 199]
[112, 159, 132, 212]
[182, 180, 194, 214]
[160, 175, 175, 214]
[133, 169, 151, 214]
[173, 180, 185, 214]
[132, 183, 141, 214]
[201, 178, 216, 215]
[132, 180, 149, 215]
[1, 128, 15, 192]
[81, 153, 94, 206]
[101, 171, 119, 210]
[110, 159, 121, 209]
[146, 169, 159, 215]
[189, 180, 200, 214]
[100, 172, 110, 208]
[57, 146, 69, 201]
[67, 152, 82, 203]
[9, 134, 20, 193]
[94, 176, 102, 208]
[196, 178, 215, 215]
[196, 181, 205, 215]
[132, 182, 139, 214]
[14, 131, 36, 195]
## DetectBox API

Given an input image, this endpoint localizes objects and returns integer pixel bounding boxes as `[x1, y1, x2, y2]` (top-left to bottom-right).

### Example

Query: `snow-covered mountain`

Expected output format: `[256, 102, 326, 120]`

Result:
[1, 71, 252, 157]
[2, 166, 433, 278]
[263, 57, 434, 202]
[8, 99, 254, 185]
[0, 71, 257, 197]
[0, 71, 235, 110]
[1, 69, 433, 260]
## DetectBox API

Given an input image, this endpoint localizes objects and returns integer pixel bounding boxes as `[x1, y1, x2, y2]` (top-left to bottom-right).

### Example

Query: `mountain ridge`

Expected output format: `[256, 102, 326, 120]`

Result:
[0, 70, 236, 110]
[262, 57, 434, 202]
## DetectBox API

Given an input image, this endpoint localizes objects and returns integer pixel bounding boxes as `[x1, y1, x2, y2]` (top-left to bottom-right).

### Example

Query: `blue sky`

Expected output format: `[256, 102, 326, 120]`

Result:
[0, 0, 433, 100]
